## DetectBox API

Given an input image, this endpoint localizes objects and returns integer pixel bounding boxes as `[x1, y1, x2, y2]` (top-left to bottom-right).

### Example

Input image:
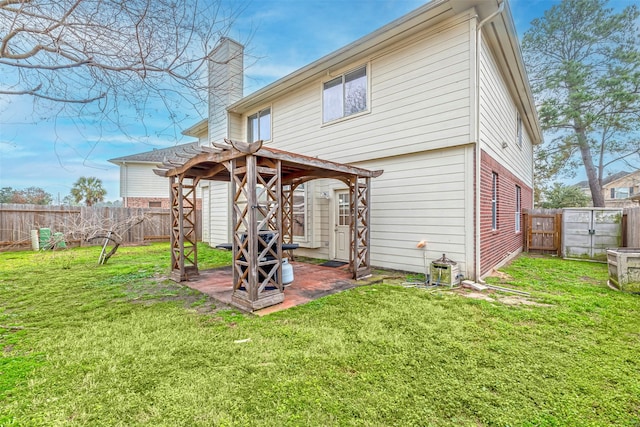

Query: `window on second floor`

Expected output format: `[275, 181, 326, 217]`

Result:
[248, 107, 271, 142]
[610, 187, 633, 199]
[323, 66, 367, 123]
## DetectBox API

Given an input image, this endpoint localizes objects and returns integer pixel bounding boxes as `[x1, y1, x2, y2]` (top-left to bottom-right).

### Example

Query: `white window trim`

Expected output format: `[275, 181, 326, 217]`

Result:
[492, 173, 498, 231]
[247, 106, 272, 142]
[515, 185, 521, 233]
[321, 64, 370, 126]
[293, 183, 308, 242]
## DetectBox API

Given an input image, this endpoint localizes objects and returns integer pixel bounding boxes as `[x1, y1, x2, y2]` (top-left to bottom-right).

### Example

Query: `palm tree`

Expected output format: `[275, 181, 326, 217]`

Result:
[70, 176, 107, 206]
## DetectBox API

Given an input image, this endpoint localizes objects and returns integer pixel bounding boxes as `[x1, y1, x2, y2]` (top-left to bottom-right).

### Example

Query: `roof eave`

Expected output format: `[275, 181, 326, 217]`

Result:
[484, 0, 543, 145]
[228, 0, 452, 114]
[182, 119, 208, 137]
[108, 159, 162, 165]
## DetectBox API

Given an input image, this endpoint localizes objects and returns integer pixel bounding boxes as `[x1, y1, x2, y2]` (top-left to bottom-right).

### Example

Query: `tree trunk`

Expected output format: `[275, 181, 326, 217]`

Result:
[576, 128, 605, 207]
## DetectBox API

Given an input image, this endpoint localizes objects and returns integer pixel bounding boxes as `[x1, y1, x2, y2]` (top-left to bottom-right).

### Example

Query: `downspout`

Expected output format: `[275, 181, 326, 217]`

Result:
[123, 161, 128, 207]
[474, 1, 504, 281]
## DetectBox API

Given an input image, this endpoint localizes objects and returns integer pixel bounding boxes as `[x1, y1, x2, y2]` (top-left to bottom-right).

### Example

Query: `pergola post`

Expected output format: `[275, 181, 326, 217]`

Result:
[350, 176, 371, 279]
[169, 174, 199, 282]
[281, 181, 301, 260]
[231, 155, 284, 310]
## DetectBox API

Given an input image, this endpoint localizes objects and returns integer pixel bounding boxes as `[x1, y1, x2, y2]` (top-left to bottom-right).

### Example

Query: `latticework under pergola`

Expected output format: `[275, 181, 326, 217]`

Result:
[154, 139, 382, 311]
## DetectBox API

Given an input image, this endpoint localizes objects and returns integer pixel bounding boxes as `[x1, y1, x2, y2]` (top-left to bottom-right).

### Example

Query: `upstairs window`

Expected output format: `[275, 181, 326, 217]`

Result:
[248, 107, 271, 142]
[323, 66, 367, 123]
[611, 187, 632, 199]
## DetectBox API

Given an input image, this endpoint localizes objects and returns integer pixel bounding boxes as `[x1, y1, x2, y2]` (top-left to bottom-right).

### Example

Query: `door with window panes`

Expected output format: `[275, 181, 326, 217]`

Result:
[334, 190, 350, 261]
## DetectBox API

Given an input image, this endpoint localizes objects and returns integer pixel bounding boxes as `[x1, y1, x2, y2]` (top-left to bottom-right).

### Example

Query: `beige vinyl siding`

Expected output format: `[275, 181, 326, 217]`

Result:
[357, 147, 472, 275]
[208, 181, 231, 245]
[251, 14, 472, 164]
[121, 163, 169, 197]
[479, 38, 534, 186]
[201, 184, 210, 243]
[228, 112, 243, 142]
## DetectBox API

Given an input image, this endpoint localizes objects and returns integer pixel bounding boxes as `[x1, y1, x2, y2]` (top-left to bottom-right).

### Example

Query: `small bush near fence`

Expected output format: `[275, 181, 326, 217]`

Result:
[0, 204, 201, 251]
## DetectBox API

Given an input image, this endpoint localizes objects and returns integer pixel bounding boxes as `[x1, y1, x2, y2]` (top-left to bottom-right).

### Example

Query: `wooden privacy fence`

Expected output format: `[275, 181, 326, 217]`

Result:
[524, 207, 640, 257]
[623, 207, 640, 248]
[523, 209, 563, 256]
[0, 204, 201, 251]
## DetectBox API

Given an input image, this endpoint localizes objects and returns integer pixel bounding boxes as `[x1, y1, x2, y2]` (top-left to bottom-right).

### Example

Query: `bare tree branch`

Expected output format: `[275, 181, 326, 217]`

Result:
[0, 0, 246, 138]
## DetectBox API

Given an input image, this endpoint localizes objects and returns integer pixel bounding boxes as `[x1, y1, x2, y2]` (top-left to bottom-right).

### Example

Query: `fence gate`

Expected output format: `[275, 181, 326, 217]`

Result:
[524, 210, 562, 256]
[562, 208, 623, 260]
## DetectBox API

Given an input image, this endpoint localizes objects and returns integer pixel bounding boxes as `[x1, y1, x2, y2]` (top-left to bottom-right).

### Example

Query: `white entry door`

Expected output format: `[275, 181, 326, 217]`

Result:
[334, 190, 350, 261]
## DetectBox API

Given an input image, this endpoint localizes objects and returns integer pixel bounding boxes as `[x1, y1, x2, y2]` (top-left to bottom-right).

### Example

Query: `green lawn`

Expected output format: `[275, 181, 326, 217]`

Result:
[1, 244, 639, 426]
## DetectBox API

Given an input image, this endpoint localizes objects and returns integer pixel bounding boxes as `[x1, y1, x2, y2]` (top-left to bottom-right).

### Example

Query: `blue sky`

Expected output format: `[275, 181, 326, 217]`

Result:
[0, 0, 632, 202]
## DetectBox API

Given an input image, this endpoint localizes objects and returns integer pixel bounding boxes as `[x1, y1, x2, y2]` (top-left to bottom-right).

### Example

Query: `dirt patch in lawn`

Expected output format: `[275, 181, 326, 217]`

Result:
[486, 268, 514, 282]
[127, 275, 233, 315]
[458, 289, 552, 307]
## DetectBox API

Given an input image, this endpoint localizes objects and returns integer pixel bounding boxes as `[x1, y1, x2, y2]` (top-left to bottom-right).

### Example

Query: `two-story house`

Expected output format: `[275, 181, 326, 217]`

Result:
[575, 170, 640, 208]
[184, 0, 542, 280]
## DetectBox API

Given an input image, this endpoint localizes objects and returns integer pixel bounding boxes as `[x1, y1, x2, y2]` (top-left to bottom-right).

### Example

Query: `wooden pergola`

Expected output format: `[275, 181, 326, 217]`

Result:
[154, 139, 382, 311]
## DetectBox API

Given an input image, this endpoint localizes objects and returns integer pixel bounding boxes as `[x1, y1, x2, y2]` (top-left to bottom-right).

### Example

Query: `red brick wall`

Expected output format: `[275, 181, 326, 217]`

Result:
[479, 151, 532, 275]
[124, 197, 202, 210]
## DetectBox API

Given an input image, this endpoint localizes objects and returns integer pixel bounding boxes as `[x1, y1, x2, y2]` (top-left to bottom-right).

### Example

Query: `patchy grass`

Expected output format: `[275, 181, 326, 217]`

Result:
[0, 248, 639, 426]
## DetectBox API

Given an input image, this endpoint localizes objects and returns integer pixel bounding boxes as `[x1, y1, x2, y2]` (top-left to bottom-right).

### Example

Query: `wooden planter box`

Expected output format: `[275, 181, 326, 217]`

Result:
[607, 248, 640, 293]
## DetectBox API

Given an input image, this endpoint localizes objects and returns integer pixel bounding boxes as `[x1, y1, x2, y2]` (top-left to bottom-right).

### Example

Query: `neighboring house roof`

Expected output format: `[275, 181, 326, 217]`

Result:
[108, 142, 200, 165]
[574, 171, 631, 189]
[225, 0, 542, 145]
[603, 169, 640, 188]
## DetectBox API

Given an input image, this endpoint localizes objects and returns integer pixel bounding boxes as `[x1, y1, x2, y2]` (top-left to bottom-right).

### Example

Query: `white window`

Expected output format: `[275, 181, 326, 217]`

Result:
[611, 187, 631, 199]
[248, 107, 271, 142]
[293, 184, 306, 238]
[515, 185, 521, 233]
[492, 173, 498, 230]
[516, 113, 523, 147]
[323, 66, 367, 123]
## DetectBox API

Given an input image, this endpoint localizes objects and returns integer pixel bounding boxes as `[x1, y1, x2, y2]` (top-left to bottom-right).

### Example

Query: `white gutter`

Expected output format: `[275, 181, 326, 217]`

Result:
[474, 1, 504, 281]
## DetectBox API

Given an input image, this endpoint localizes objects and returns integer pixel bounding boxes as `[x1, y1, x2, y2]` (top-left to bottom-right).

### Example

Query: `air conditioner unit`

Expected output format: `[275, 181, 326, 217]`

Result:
[430, 254, 461, 287]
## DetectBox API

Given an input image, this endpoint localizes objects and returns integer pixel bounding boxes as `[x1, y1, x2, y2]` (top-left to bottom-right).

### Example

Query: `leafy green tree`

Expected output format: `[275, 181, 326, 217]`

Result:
[0, 186, 52, 204]
[62, 194, 80, 206]
[70, 177, 107, 207]
[0, 187, 13, 203]
[541, 183, 591, 208]
[523, 0, 640, 207]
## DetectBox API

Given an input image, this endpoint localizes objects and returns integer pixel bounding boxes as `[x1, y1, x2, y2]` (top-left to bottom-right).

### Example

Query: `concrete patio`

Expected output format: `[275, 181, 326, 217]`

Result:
[183, 261, 376, 315]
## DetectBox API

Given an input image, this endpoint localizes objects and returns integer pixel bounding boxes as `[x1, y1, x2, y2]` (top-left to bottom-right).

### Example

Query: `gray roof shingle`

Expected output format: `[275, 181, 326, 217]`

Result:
[108, 141, 201, 164]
